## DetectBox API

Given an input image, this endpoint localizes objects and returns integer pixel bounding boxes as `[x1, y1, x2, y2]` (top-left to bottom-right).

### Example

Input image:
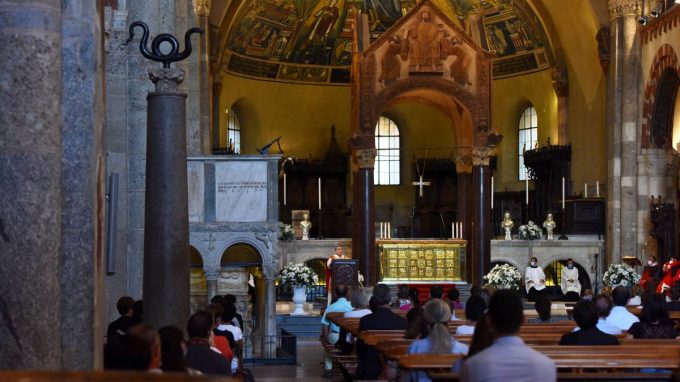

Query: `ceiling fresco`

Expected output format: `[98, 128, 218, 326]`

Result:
[223, 0, 553, 84]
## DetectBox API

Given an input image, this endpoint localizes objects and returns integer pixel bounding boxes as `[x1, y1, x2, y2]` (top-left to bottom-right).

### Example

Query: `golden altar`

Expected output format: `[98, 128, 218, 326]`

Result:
[377, 240, 466, 282]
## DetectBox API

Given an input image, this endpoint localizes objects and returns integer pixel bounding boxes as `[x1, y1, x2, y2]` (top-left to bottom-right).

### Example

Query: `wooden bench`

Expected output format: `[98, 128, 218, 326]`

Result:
[428, 372, 677, 382]
[0, 371, 243, 381]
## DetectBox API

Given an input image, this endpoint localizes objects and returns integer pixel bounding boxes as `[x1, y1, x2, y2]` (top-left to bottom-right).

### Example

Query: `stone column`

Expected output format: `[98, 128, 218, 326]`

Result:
[0, 0, 63, 370]
[193, 0, 212, 154]
[205, 269, 220, 302]
[60, 0, 107, 369]
[552, 67, 569, 145]
[143, 68, 191, 330]
[471, 149, 493, 286]
[262, 276, 277, 358]
[352, 149, 377, 285]
[607, 0, 642, 263]
[212, 80, 223, 150]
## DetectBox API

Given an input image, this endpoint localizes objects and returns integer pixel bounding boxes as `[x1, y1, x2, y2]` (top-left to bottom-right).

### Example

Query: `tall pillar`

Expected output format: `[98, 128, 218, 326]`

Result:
[552, 67, 569, 145]
[205, 270, 219, 302]
[471, 150, 492, 286]
[0, 0, 63, 369]
[143, 68, 191, 330]
[212, 80, 223, 150]
[352, 149, 377, 285]
[262, 277, 277, 358]
[607, 0, 642, 263]
[454, 154, 473, 282]
[193, 0, 212, 154]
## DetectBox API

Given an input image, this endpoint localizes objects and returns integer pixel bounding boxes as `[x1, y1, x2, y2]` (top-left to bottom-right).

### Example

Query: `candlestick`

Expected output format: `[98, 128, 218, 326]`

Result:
[491, 176, 494, 210]
[584, 182, 588, 199]
[318, 177, 322, 210]
[451, 222, 454, 239]
[525, 172, 529, 204]
[283, 173, 287, 206]
[561, 177, 565, 210]
[388, 222, 391, 239]
[596, 181, 600, 197]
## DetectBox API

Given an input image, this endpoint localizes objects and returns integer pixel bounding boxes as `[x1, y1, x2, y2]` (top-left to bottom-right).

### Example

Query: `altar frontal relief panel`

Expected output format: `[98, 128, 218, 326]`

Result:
[379, 240, 465, 282]
[215, 161, 268, 222]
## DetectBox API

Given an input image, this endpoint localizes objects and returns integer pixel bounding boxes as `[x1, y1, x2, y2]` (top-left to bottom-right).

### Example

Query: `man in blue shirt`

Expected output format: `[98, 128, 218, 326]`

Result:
[320, 284, 352, 378]
[461, 289, 556, 382]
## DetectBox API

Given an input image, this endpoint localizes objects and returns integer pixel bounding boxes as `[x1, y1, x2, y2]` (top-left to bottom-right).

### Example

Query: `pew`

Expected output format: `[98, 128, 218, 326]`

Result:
[0, 371, 243, 381]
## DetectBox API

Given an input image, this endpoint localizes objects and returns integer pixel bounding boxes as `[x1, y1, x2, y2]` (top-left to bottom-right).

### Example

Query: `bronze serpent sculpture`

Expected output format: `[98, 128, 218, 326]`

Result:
[124, 21, 203, 68]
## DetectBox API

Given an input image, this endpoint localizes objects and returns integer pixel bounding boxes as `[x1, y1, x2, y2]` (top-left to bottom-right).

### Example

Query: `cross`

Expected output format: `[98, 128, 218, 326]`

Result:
[202, 233, 216, 251]
[412, 175, 431, 198]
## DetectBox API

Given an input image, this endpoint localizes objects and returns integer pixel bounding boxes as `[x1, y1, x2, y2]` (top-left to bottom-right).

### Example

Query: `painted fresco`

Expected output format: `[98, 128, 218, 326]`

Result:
[224, 0, 551, 82]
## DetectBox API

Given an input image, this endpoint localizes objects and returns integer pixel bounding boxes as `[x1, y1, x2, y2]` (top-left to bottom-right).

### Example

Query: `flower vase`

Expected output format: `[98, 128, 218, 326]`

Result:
[291, 286, 308, 316]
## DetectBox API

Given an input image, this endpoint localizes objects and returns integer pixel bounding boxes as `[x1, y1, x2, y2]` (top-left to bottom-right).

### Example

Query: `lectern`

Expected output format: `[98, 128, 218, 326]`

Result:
[331, 259, 359, 300]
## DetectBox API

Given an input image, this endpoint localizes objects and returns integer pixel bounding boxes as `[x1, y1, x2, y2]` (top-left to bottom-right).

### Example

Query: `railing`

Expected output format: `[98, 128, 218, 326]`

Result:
[276, 284, 327, 302]
[242, 332, 296, 366]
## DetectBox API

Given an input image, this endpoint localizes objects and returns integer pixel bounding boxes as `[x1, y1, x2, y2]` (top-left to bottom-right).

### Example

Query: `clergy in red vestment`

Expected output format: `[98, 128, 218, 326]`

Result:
[657, 256, 680, 293]
[640, 255, 659, 291]
[326, 245, 344, 297]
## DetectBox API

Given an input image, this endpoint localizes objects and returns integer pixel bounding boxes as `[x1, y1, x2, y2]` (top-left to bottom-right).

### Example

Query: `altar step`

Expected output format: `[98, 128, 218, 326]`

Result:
[276, 314, 322, 339]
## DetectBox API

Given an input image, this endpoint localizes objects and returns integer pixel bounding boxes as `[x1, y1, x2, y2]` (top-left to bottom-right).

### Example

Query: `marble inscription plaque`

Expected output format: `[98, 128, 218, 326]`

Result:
[215, 161, 268, 222]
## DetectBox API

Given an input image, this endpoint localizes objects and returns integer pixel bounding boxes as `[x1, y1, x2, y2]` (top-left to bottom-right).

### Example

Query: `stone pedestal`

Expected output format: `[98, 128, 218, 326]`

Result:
[143, 68, 190, 330]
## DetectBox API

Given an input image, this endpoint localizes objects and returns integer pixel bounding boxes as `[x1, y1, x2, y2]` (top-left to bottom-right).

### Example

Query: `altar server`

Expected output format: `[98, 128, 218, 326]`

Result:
[561, 258, 581, 301]
[525, 257, 546, 301]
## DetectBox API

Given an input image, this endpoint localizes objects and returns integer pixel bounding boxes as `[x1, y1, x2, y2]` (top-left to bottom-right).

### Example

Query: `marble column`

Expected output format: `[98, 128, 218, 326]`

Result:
[212, 80, 223, 150]
[143, 68, 190, 330]
[262, 277, 277, 358]
[471, 150, 492, 286]
[205, 269, 220, 302]
[193, 0, 212, 154]
[0, 0, 63, 370]
[607, 0, 642, 263]
[552, 67, 569, 145]
[352, 149, 377, 285]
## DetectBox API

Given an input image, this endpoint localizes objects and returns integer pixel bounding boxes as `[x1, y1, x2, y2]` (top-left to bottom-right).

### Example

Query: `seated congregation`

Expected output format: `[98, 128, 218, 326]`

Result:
[103, 295, 245, 379]
[320, 282, 680, 382]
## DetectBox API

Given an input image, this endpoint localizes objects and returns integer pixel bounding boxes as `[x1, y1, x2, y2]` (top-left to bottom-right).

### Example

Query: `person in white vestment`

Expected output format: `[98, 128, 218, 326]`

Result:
[561, 258, 581, 301]
[525, 257, 546, 301]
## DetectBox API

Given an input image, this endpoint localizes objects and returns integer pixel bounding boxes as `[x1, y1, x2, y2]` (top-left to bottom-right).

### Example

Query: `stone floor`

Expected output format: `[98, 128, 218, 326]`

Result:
[250, 340, 325, 382]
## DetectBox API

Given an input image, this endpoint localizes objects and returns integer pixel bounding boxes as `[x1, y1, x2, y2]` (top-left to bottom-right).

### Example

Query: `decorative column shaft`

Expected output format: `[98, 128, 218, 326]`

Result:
[262, 277, 277, 358]
[143, 68, 191, 330]
[552, 67, 569, 145]
[352, 149, 377, 285]
[607, 0, 642, 263]
[471, 150, 492, 286]
[194, 0, 213, 154]
[205, 270, 220, 302]
[212, 80, 223, 150]
[454, 153, 473, 282]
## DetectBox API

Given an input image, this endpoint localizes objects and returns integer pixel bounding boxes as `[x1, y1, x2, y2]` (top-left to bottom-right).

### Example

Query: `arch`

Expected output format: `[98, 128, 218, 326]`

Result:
[221, 243, 263, 267]
[544, 259, 592, 293]
[190, 245, 204, 267]
[304, 258, 327, 283]
[651, 68, 679, 149]
[642, 44, 680, 148]
[518, 105, 538, 180]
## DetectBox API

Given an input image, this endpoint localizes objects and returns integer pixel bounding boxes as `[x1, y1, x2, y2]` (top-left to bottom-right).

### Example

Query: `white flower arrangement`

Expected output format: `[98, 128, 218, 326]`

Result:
[279, 222, 295, 241]
[603, 263, 640, 288]
[279, 262, 318, 287]
[518, 221, 543, 240]
[484, 263, 521, 290]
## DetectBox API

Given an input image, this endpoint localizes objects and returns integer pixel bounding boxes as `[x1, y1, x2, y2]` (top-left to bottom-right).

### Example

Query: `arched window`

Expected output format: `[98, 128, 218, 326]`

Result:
[374, 116, 400, 185]
[518, 106, 538, 180]
[226, 107, 241, 154]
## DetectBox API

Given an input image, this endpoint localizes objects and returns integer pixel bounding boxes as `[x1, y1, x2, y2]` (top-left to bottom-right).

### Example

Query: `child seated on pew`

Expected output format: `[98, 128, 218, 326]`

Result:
[407, 299, 469, 382]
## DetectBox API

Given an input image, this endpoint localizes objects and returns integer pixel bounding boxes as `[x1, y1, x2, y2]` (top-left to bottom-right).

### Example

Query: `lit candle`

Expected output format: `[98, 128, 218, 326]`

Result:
[388, 222, 391, 239]
[561, 177, 565, 210]
[318, 177, 322, 210]
[460, 222, 463, 238]
[525, 173, 529, 204]
[491, 176, 494, 210]
[283, 173, 287, 206]
[584, 182, 588, 199]
[451, 222, 455, 239]
[596, 181, 600, 197]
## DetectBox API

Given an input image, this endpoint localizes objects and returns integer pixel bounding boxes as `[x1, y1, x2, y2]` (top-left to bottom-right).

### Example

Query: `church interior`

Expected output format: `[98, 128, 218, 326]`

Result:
[4, 0, 680, 380]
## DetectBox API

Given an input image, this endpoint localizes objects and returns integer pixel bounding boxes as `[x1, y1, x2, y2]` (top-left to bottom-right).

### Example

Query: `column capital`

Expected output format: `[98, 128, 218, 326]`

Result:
[193, 0, 212, 17]
[552, 67, 569, 97]
[353, 148, 377, 169]
[471, 146, 498, 167]
[608, 0, 641, 18]
[149, 68, 185, 93]
[204, 269, 220, 280]
[454, 152, 473, 173]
